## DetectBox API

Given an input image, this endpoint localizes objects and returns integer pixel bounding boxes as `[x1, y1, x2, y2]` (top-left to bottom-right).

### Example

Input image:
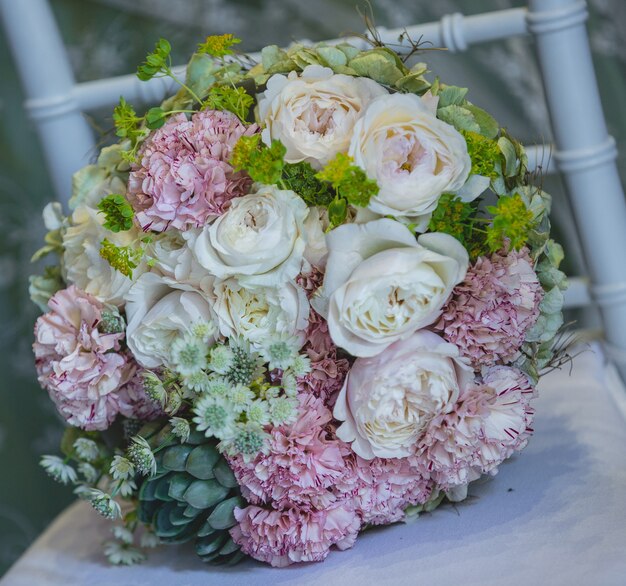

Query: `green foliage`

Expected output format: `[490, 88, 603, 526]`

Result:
[327, 197, 348, 228]
[231, 135, 285, 185]
[113, 98, 143, 142]
[137, 424, 245, 564]
[486, 193, 536, 252]
[144, 107, 168, 130]
[137, 38, 172, 81]
[316, 153, 378, 208]
[463, 131, 501, 179]
[197, 34, 241, 58]
[99, 239, 143, 278]
[203, 85, 254, 122]
[97, 194, 134, 232]
[428, 193, 475, 246]
[281, 162, 333, 207]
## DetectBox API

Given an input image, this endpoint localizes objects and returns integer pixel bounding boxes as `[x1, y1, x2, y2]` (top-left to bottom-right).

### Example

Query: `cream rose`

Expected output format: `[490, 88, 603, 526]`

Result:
[258, 65, 387, 168]
[147, 228, 213, 295]
[194, 185, 309, 288]
[125, 273, 217, 368]
[348, 93, 473, 225]
[213, 278, 309, 348]
[334, 331, 473, 459]
[313, 218, 468, 357]
[63, 205, 146, 307]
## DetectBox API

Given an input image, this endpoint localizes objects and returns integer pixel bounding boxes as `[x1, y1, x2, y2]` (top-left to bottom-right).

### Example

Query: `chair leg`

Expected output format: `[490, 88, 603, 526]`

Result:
[0, 0, 95, 207]
[527, 0, 626, 381]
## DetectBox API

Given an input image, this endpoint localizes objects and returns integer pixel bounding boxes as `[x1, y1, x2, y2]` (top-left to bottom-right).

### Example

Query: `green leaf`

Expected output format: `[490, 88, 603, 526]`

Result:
[498, 136, 519, 177]
[348, 49, 405, 85]
[185, 53, 218, 101]
[183, 480, 229, 509]
[145, 107, 168, 130]
[185, 444, 219, 480]
[167, 473, 194, 500]
[317, 46, 348, 68]
[162, 445, 194, 472]
[437, 105, 480, 133]
[465, 104, 499, 139]
[261, 45, 288, 71]
[97, 193, 134, 232]
[137, 38, 171, 81]
[212, 459, 238, 488]
[207, 496, 245, 530]
[154, 477, 174, 502]
[195, 533, 227, 557]
[328, 197, 347, 228]
[437, 85, 468, 107]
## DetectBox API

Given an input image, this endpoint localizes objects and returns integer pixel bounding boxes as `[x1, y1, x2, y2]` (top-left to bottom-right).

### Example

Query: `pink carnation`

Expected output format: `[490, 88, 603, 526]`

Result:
[436, 248, 543, 367]
[298, 309, 351, 404]
[231, 503, 360, 567]
[127, 109, 258, 232]
[228, 394, 349, 511]
[414, 366, 536, 490]
[33, 286, 133, 430]
[337, 454, 432, 525]
[117, 367, 163, 422]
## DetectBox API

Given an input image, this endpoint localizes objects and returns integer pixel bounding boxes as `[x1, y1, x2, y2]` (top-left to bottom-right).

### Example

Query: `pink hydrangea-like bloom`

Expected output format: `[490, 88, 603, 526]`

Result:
[33, 286, 133, 430]
[337, 453, 432, 525]
[127, 109, 258, 232]
[436, 248, 543, 367]
[415, 366, 536, 490]
[231, 503, 360, 567]
[228, 394, 349, 511]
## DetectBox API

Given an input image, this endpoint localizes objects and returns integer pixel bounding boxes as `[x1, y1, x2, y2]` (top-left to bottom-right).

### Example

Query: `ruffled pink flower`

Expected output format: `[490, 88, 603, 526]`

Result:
[471, 366, 536, 474]
[298, 309, 351, 404]
[228, 394, 349, 511]
[33, 286, 133, 430]
[436, 248, 543, 367]
[127, 109, 258, 232]
[117, 367, 163, 421]
[337, 453, 432, 525]
[231, 503, 360, 567]
[296, 265, 325, 299]
[414, 366, 536, 490]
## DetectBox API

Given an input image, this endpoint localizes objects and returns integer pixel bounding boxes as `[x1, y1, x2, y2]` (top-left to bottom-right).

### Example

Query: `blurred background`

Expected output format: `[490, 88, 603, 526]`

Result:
[0, 0, 624, 575]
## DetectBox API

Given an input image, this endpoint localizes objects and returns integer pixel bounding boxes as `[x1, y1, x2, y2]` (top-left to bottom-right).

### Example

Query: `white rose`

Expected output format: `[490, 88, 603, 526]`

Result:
[213, 278, 309, 348]
[63, 205, 146, 307]
[194, 185, 309, 288]
[313, 218, 468, 357]
[147, 228, 213, 295]
[334, 331, 473, 459]
[348, 93, 473, 225]
[125, 272, 217, 368]
[258, 65, 387, 168]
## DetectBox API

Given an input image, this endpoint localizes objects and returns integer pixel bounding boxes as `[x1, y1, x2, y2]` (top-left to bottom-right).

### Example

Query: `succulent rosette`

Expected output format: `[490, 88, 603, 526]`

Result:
[30, 32, 566, 569]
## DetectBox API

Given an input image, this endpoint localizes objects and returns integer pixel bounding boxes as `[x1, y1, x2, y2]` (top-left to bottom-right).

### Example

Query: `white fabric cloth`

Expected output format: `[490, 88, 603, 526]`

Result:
[3, 343, 626, 586]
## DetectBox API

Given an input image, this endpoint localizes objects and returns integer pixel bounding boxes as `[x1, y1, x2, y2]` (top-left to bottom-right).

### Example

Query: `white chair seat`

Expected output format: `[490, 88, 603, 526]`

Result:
[2, 343, 625, 586]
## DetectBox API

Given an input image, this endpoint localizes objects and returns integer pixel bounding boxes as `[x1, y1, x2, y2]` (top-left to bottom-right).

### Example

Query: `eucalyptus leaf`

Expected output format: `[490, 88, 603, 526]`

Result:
[162, 444, 194, 472]
[185, 53, 218, 101]
[195, 533, 227, 557]
[212, 458, 239, 488]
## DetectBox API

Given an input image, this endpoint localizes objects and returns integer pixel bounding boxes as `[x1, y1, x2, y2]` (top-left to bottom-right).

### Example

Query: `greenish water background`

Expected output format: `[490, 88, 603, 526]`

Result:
[0, 0, 624, 575]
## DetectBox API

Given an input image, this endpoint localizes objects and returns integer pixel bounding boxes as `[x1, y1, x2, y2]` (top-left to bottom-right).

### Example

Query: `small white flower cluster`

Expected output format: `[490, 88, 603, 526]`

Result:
[159, 324, 308, 461]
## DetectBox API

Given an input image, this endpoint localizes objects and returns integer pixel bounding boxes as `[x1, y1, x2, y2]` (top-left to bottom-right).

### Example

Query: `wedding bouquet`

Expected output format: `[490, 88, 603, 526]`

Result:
[30, 33, 567, 567]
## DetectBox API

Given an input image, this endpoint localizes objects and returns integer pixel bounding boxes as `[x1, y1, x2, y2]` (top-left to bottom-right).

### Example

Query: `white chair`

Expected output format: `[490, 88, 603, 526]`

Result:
[3, 0, 623, 379]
